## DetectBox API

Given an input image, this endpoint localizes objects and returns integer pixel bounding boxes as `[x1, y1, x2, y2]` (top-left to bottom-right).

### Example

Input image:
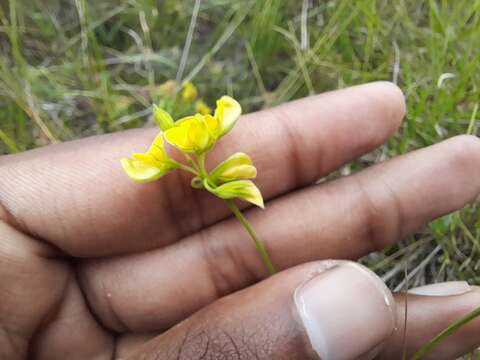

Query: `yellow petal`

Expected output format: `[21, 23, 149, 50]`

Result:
[222, 164, 257, 180]
[120, 158, 164, 183]
[153, 105, 174, 131]
[147, 133, 168, 161]
[209, 153, 256, 183]
[214, 96, 242, 137]
[132, 153, 156, 165]
[212, 152, 252, 169]
[188, 115, 210, 151]
[242, 187, 264, 208]
[174, 115, 198, 126]
[166, 115, 213, 154]
[122, 134, 177, 182]
[207, 180, 264, 208]
[204, 114, 220, 137]
[164, 124, 194, 153]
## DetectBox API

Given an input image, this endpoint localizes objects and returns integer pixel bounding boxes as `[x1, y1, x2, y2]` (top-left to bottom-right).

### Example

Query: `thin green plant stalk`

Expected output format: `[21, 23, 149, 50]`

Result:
[0, 129, 19, 153]
[412, 306, 480, 360]
[466, 103, 478, 135]
[193, 153, 276, 275]
[226, 199, 276, 275]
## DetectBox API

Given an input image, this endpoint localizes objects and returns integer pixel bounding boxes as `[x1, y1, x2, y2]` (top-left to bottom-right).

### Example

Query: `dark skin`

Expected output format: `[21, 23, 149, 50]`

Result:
[1, 82, 480, 359]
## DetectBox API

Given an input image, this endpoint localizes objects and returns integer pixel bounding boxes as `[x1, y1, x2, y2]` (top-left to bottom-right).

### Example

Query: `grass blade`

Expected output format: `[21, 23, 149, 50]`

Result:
[412, 307, 480, 360]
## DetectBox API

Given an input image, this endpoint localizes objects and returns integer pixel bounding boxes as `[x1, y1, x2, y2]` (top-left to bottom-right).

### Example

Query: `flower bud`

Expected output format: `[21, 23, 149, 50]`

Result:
[195, 100, 212, 115]
[209, 152, 257, 183]
[191, 176, 204, 189]
[153, 105, 175, 131]
[181, 82, 198, 102]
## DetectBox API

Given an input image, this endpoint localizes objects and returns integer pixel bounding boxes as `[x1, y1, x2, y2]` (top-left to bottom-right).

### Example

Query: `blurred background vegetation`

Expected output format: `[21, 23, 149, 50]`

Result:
[0, 0, 479, 299]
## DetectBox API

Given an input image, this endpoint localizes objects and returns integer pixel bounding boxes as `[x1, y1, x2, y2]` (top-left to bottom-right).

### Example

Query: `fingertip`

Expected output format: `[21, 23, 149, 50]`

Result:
[437, 135, 480, 204]
[364, 81, 406, 133]
[382, 283, 480, 359]
[446, 134, 480, 166]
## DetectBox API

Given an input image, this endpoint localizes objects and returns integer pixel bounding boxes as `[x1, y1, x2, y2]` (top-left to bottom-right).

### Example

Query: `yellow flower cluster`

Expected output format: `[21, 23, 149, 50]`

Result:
[121, 96, 264, 208]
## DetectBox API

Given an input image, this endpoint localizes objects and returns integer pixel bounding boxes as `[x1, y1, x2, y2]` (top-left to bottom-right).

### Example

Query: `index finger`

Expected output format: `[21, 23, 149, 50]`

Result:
[0, 82, 405, 257]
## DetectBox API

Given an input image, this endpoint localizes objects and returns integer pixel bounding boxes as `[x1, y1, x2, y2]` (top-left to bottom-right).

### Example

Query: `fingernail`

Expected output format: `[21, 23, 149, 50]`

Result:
[294, 261, 396, 360]
[408, 281, 472, 296]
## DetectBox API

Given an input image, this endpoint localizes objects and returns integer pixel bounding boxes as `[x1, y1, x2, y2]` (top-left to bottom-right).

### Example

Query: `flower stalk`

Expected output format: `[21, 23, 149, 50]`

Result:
[226, 200, 276, 275]
[412, 306, 480, 360]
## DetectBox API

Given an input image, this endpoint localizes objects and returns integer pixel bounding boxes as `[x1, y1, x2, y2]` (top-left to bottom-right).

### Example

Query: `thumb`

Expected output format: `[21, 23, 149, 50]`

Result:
[127, 260, 396, 360]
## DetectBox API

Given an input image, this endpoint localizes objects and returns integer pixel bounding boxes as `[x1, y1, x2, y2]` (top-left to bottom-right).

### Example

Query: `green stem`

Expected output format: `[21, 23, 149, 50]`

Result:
[412, 306, 480, 360]
[197, 153, 207, 176]
[174, 162, 198, 175]
[184, 153, 200, 172]
[226, 199, 276, 275]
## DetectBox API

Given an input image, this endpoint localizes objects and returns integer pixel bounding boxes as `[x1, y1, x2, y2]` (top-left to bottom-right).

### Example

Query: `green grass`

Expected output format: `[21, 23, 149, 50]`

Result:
[0, 0, 479, 355]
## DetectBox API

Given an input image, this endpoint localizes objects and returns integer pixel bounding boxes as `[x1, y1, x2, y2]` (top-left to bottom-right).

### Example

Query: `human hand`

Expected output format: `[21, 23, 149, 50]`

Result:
[1, 82, 480, 359]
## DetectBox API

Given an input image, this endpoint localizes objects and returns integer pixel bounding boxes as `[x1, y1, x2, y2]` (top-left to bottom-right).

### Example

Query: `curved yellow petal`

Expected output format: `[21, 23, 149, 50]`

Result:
[132, 153, 157, 165]
[187, 116, 210, 151]
[207, 180, 264, 208]
[120, 158, 164, 183]
[204, 114, 220, 137]
[211, 152, 252, 170]
[164, 124, 194, 152]
[242, 185, 264, 208]
[147, 133, 169, 161]
[165, 115, 213, 154]
[214, 96, 242, 137]
[175, 115, 197, 126]
[221, 164, 257, 180]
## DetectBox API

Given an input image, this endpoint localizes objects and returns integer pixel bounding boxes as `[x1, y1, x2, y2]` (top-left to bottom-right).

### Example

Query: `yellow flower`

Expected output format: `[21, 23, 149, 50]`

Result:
[206, 179, 264, 208]
[214, 96, 242, 137]
[163, 95, 241, 155]
[195, 100, 212, 115]
[164, 114, 219, 154]
[120, 133, 178, 183]
[181, 82, 198, 102]
[121, 93, 274, 274]
[209, 152, 257, 183]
